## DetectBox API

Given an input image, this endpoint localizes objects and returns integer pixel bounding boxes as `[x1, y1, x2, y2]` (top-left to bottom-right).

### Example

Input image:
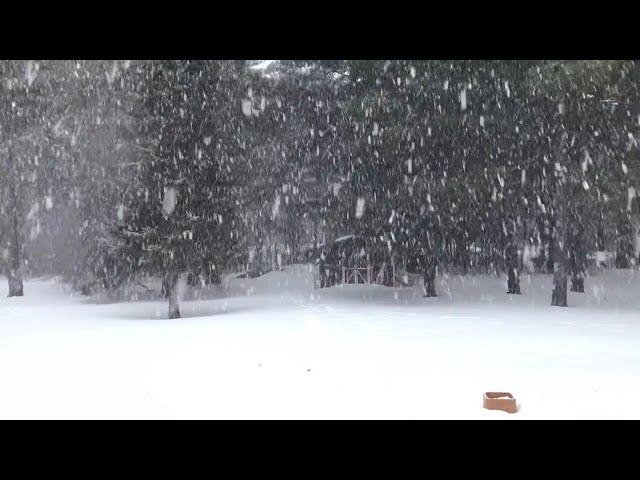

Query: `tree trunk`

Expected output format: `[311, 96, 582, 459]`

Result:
[545, 220, 555, 274]
[423, 257, 437, 297]
[7, 218, 24, 297]
[552, 260, 568, 307]
[165, 272, 180, 319]
[7, 151, 23, 298]
[570, 273, 584, 293]
[569, 229, 586, 293]
[161, 276, 169, 298]
[506, 236, 521, 294]
[615, 212, 634, 269]
[552, 211, 568, 307]
[551, 124, 571, 307]
[8, 274, 23, 297]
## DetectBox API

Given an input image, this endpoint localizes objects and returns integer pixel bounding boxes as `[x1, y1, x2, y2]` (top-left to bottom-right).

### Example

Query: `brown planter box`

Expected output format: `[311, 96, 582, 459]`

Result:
[483, 392, 517, 414]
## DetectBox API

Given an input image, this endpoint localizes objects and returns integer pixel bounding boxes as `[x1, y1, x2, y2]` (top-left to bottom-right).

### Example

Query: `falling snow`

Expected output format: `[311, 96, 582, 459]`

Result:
[1, 59, 639, 419]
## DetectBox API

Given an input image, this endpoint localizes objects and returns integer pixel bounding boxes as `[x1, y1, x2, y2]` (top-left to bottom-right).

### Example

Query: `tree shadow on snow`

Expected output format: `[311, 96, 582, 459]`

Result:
[99, 302, 262, 321]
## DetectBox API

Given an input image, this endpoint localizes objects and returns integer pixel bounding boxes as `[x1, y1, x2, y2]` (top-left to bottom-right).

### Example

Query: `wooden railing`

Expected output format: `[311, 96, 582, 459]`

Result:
[315, 263, 400, 288]
[343, 266, 372, 285]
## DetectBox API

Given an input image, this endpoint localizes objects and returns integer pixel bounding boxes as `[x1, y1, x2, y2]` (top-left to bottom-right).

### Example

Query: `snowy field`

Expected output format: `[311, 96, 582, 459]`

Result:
[2, 265, 640, 419]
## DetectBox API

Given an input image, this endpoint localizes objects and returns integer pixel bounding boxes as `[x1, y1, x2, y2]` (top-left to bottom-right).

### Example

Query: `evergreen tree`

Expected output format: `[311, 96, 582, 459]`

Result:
[115, 61, 247, 318]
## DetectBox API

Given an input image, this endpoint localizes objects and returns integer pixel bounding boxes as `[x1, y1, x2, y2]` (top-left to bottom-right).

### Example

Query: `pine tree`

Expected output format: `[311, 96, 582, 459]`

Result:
[115, 61, 247, 318]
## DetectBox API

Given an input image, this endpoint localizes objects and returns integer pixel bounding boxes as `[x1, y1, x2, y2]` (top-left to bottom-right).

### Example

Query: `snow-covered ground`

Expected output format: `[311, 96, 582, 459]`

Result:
[2, 265, 640, 419]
